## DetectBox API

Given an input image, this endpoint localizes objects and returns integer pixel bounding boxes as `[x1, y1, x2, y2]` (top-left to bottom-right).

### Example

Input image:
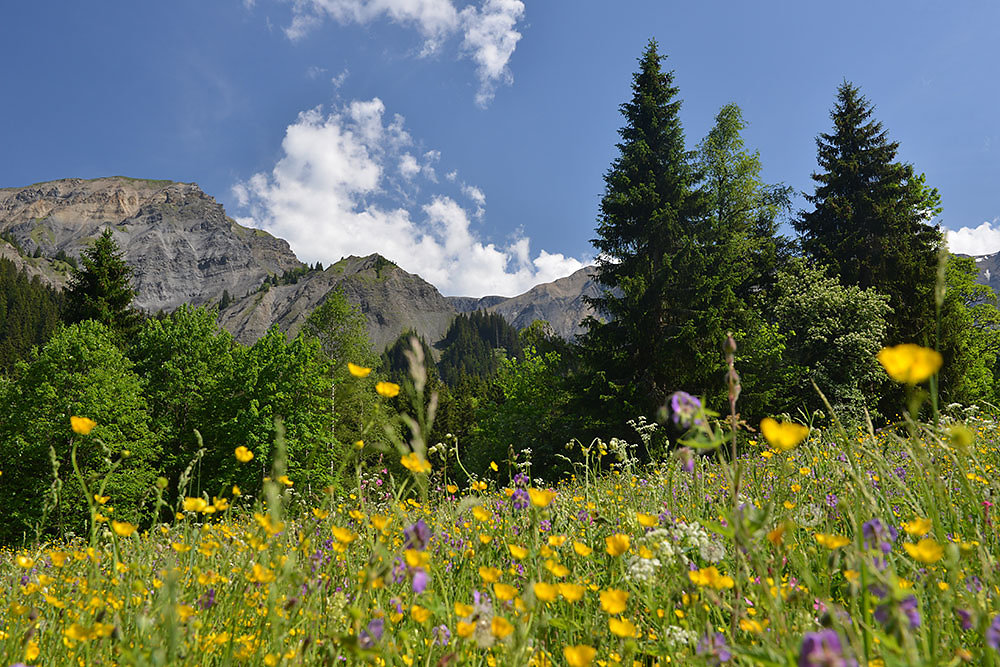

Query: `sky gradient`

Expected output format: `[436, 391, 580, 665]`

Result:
[2, 1, 998, 295]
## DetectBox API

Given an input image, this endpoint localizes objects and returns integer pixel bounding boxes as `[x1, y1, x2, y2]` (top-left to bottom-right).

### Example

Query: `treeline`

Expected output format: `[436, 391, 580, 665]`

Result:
[0, 258, 64, 373]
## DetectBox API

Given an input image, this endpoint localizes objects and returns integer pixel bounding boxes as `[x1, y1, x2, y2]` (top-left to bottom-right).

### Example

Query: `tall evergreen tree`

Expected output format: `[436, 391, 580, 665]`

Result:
[795, 82, 943, 343]
[582, 39, 716, 421]
[65, 229, 142, 342]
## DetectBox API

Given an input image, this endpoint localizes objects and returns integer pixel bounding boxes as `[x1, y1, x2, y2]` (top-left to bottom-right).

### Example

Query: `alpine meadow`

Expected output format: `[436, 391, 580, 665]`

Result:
[5, 15, 1000, 667]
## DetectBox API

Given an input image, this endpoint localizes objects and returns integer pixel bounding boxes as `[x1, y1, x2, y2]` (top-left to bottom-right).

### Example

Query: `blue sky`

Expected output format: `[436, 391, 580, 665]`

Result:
[2, 1, 998, 296]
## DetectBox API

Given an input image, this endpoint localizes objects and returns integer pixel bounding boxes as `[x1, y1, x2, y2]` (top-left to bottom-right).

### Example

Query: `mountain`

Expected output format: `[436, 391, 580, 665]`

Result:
[0, 177, 302, 312]
[448, 266, 600, 341]
[965, 252, 1000, 297]
[0, 176, 601, 350]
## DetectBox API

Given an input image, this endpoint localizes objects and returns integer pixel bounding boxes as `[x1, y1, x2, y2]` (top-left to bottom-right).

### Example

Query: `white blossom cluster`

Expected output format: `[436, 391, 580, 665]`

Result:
[626, 554, 661, 583]
[795, 503, 824, 528]
[662, 625, 698, 647]
[669, 521, 725, 564]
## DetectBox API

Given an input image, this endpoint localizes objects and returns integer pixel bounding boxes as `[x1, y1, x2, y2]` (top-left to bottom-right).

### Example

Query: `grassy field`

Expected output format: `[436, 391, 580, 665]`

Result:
[2, 355, 1000, 666]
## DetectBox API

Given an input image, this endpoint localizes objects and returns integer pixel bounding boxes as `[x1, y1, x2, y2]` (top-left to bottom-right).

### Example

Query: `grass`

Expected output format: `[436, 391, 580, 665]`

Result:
[2, 377, 999, 665]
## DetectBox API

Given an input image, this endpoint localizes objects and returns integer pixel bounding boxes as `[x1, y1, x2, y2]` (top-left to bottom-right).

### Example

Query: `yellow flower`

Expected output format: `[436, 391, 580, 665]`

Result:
[15, 555, 34, 569]
[479, 566, 502, 583]
[64, 623, 91, 642]
[493, 583, 518, 601]
[411, 605, 432, 623]
[24, 641, 40, 662]
[490, 461, 499, 471]
[472, 506, 491, 522]
[376, 381, 400, 398]
[446, 484, 459, 494]
[94, 494, 110, 505]
[548, 535, 567, 547]
[558, 582, 585, 602]
[688, 566, 735, 590]
[877, 344, 942, 384]
[457, 621, 475, 638]
[332, 526, 357, 544]
[347, 362, 372, 377]
[903, 517, 932, 536]
[636, 512, 658, 527]
[609, 617, 637, 638]
[544, 559, 570, 578]
[740, 618, 765, 633]
[234, 446, 254, 463]
[815, 533, 851, 549]
[405, 549, 429, 568]
[250, 563, 276, 584]
[111, 520, 137, 537]
[760, 417, 808, 451]
[599, 589, 628, 614]
[277, 474, 294, 487]
[70, 416, 97, 435]
[528, 488, 556, 507]
[533, 582, 558, 602]
[904, 538, 944, 564]
[491, 616, 514, 639]
[182, 497, 209, 513]
[471, 480, 488, 491]
[605, 534, 630, 556]
[573, 541, 593, 557]
[508, 544, 529, 560]
[401, 452, 431, 474]
[563, 645, 596, 667]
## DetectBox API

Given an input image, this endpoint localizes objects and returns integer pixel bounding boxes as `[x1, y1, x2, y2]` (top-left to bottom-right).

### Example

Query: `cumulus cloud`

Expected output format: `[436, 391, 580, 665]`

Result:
[284, 0, 524, 106]
[946, 219, 1000, 256]
[233, 98, 586, 296]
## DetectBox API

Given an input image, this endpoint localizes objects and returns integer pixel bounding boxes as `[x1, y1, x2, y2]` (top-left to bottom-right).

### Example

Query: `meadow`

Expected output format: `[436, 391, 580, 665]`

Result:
[2, 345, 999, 667]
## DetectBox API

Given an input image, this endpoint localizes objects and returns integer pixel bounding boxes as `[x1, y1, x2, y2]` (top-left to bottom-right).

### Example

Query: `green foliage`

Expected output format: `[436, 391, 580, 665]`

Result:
[438, 311, 522, 386]
[129, 305, 237, 497]
[65, 228, 142, 344]
[0, 257, 64, 374]
[795, 82, 943, 345]
[473, 346, 574, 480]
[773, 260, 891, 421]
[0, 321, 159, 541]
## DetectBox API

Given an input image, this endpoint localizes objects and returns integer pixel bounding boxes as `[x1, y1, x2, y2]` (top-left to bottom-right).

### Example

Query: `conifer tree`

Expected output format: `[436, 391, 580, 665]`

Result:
[65, 229, 142, 342]
[795, 82, 943, 343]
[582, 39, 715, 419]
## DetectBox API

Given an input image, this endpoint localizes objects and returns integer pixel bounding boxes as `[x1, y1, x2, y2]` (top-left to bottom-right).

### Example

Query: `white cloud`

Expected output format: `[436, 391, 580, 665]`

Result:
[331, 68, 350, 88]
[234, 98, 586, 296]
[306, 65, 328, 79]
[284, 0, 524, 106]
[946, 219, 1000, 256]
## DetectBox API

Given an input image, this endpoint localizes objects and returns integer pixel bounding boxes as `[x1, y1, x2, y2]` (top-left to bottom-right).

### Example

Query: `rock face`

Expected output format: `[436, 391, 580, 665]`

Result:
[965, 252, 1000, 297]
[0, 177, 302, 312]
[219, 254, 458, 350]
[448, 266, 601, 341]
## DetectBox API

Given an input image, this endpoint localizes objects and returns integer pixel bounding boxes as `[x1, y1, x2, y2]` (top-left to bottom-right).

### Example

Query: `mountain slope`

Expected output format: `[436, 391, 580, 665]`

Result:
[0, 177, 302, 312]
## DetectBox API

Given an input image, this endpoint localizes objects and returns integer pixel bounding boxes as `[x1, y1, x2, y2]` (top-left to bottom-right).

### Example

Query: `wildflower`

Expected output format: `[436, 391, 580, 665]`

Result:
[760, 417, 808, 451]
[433, 624, 451, 646]
[491, 616, 514, 639]
[688, 566, 735, 590]
[359, 617, 384, 649]
[903, 517, 932, 536]
[332, 526, 357, 544]
[815, 533, 851, 549]
[405, 518, 432, 550]
[599, 589, 628, 614]
[472, 506, 491, 522]
[94, 493, 110, 504]
[250, 563, 276, 584]
[348, 362, 372, 377]
[696, 632, 732, 665]
[677, 446, 696, 474]
[234, 446, 254, 463]
[528, 488, 556, 507]
[559, 582, 585, 602]
[411, 605, 432, 623]
[70, 416, 97, 435]
[573, 541, 593, 557]
[670, 391, 703, 428]
[987, 615, 1000, 651]
[183, 497, 209, 513]
[637, 512, 658, 527]
[955, 608, 973, 631]
[874, 595, 921, 630]
[508, 544, 529, 560]
[15, 555, 34, 569]
[563, 645, 597, 667]
[877, 344, 942, 384]
[798, 629, 857, 666]
[862, 519, 898, 555]
[376, 381, 401, 397]
[412, 568, 429, 594]
[401, 452, 431, 474]
[609, 617, 637, 638]
[493, 583, 517, 601]
[904, 538, 943, 564]
[605, 534, 630, 556]
[533, 582, 558, 602]
[740, 619, 765, 634]
[111, 520, 137, 537]
[446, 484, 458, 494]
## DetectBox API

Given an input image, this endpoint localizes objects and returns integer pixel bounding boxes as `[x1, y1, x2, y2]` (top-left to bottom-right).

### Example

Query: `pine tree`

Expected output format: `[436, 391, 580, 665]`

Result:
[795, 82, 943, 343]
[65, 228, 142, 342]
[582, 39, 715, 420]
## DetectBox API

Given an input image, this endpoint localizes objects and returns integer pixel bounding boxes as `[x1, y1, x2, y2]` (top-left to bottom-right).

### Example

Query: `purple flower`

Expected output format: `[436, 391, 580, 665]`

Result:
[511, 488, 529, 511]
[874, 595, 920, 630]
[955, 608, 973, 631]
[988, 615, 1000, 651]
[696, 632, 732, 665]
[433, 624, 451, 646]
[861, 519, 897, 555]
[197, 588, 216, 610]
[359, 617, 384, 648]
[412, 568, 429, 595]
[798, 629, 857, 666]
[404, 519, 431, 551]
[512, 473, 528, 487]
[678, 447, 695, 474]
[670, 391, 703, 429]
[825, 494, 838, 509]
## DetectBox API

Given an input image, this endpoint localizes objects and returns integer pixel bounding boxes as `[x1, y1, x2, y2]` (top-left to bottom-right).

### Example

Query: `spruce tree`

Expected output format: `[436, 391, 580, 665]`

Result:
[65, 229, 142, 342]
[582, 39, 715, 420]
[795, 82, 943, 344]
